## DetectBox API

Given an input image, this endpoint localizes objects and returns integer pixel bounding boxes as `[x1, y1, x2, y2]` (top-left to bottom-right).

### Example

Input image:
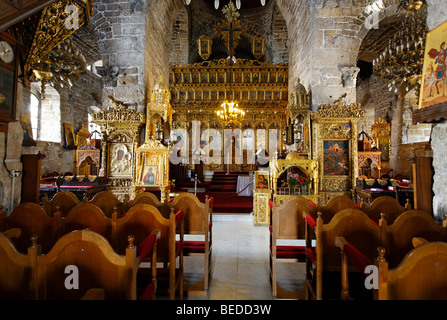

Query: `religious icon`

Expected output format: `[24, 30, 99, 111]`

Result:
[197, 35, 212, 61]
[419, 20, 447, 109]
[323, 140, 350, 176]
[255, 171, 269, 190]
[63, 123, 76, 147]
[251, 35, 266, 60]
[141, 165, 158, 185]
[21, 113, 35, 145]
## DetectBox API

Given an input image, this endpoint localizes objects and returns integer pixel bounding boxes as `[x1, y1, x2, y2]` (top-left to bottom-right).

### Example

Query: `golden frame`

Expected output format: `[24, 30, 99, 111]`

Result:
[254, 171, 270, 190]
[251, 34, 266, 60]
[197, 35, 213, 61]
[63, 123, 76, 147]
[419, 20, 447, 109]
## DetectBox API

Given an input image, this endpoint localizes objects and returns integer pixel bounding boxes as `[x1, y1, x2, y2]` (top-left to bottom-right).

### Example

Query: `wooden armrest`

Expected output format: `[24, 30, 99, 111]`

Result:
[335, 236, 348, 250]
[412, 237, 428, 248]
[81, 288, 105, 300]
[2, 228, 21, 240]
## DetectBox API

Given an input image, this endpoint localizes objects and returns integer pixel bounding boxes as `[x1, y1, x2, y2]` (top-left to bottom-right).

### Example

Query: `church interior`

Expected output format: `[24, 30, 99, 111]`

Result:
[1, 0, 447, 301]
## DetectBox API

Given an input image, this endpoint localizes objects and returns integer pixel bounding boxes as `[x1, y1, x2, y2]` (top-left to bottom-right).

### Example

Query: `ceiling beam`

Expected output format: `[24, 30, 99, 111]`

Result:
[0, 0, 59, 30]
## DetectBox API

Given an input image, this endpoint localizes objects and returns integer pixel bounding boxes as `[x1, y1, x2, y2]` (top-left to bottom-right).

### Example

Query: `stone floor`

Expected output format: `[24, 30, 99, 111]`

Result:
[182, 214, 307, 300]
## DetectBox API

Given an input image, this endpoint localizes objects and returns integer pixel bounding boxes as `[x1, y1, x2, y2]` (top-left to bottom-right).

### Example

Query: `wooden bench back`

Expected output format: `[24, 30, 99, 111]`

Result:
[63, 203, 114, 246]
[308, 195, 357, 223]
[117, 204, 175, 262]
[273, 195, 315, 240]
[35, 230, 137, 300]
[89, 191, 124, 218]
[317, 208, 383, 270]
[126, 192, 170, 218]
[0, 231, 35, 300]
[168, 193, 209, 235]
[378, 241, 447, 300]
[42, 191, 80, 217]
[362, 196, 407, 224]
[0, 203, 61, 254]
[384, 210, 447, 268]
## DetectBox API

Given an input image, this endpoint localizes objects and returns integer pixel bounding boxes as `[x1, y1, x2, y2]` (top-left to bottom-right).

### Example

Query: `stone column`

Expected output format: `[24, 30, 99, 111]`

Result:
[426, 0, 447, 222]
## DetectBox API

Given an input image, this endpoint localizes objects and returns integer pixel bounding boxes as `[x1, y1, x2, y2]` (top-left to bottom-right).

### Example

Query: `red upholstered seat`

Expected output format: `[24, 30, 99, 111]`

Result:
[270, 245, 307, 260]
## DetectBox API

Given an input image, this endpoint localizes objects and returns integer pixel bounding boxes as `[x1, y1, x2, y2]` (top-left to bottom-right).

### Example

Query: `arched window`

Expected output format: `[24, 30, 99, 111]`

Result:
[30, 84, 61, 143]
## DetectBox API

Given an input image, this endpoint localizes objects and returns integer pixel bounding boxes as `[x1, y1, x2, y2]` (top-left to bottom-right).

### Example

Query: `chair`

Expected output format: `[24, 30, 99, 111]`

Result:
[270, 196, 313, 299]
[89, 191, 125, 217]
[118, 204, 184, 300]
[168, 193, 213, 295]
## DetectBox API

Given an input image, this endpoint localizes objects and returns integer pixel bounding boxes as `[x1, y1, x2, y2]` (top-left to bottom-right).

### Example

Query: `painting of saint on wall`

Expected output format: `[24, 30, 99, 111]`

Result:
[419, 20, 447, 109]
[323, 140, 350, 176]
[141, 165, 158, 186]
[255, 171, 269, 190]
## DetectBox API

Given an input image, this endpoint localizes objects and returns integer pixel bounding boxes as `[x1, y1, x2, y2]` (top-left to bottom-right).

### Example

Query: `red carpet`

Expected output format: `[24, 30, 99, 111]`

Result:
[196, 192, 253, 214]
[175, 171, 253, 214]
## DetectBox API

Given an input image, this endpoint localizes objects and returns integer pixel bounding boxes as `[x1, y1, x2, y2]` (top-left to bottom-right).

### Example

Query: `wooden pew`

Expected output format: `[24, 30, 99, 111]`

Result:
[125, 192, 170, 217]
[34, 229, 140, 300]
[0, 231, 36, 300]
[117, 204, 184, 300]
[336, 211, 446, 300]
[382, 210, 447, 268]
[0, 203, 62, 254]
[42, 191, 81, 217]
[305, 208, 383, 300]
[270, 195, 313, 299]
[361, 196, 409, 224]
[168, 193, 213, 296]
[62, 202, 115, 246]
[377, 241, 447, 300]
[89, 191, 125, 218]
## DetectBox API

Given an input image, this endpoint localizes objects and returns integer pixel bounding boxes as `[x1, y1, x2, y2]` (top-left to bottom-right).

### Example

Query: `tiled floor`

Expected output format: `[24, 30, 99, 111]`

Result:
[183, 214, 307, 300]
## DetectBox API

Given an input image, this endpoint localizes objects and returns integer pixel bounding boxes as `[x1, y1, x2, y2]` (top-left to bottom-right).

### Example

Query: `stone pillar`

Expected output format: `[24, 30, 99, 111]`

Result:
[426, 0, 447, 222]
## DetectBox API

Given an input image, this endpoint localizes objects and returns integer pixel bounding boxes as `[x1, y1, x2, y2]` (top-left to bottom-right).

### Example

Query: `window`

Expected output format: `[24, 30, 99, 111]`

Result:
[30, 93, 39, 139]
[29, 84, 61, 143]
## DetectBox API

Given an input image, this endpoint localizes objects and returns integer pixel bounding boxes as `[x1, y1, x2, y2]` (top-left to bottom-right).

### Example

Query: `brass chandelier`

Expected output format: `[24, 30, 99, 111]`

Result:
[372, 0, 427, 94]
[33, 39, 87, 93]
[185, 0, 266, 10]
[216, 100, 245, 122]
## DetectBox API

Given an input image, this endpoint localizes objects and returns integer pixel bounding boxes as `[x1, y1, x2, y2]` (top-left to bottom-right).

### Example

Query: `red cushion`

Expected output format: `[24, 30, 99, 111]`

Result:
[168, 197, 175, 203]
[305, 214, 316, 230]
[309, 200, 316, 207]
[137, 234, 157, 261]
[306, 247, 316, 264]
[270, 245, 306, 259]
[343, 244, 373, 275]
[398, 182, 410, 187]
[269, 225, 272, 234]
[269, 200, 273, 209]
